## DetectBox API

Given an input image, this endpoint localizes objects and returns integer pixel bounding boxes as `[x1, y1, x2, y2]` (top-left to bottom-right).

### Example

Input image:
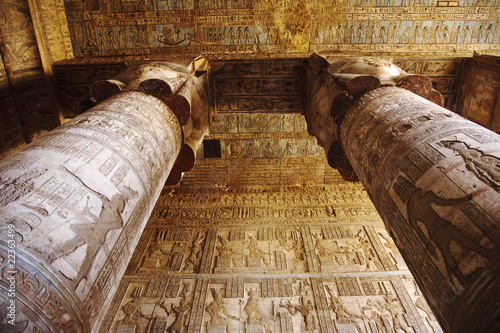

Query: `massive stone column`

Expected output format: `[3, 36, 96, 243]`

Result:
[307, 56, 500, 332]
[0, 62, 209, 332]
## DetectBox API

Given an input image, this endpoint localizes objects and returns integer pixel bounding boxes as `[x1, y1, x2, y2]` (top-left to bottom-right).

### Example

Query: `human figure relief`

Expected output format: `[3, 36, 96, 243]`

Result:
[280, 236, 307, 272]
[313, 234, 335, 257]
[440, 140, 500, 191]
[247, 235, 271, 266]
[325, 285, 363, 332]
[280, 297, 317, 332]
[120, 297, 151, 333]
[358, 237, 383, 271]
[382, 295, 412, 333]
[244, 288, 263, 325]
[182, 232, 206, 273]
[160, 284, 193, 333]
[146, 239, 168, 260]
[47, 167, 132, 286]
[205, 289, 239, 332]
[394, 175, 493, 288]
[217, 235, 235, 259]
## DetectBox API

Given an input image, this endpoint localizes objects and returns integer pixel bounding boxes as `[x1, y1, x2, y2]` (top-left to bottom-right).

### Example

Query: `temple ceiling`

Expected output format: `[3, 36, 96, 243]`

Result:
[61, 0, 499, 60]
[0, 0, 499, 160]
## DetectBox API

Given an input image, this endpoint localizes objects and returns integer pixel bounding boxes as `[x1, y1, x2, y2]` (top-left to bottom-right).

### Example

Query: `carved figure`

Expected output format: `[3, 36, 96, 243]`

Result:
[440, 140, 500, 191]
[217, 235, 235, 259]
[121, 297, 151, 332]
[280, 237, 307, 272]
[325, 285, 362, 327]
[313, 234, 335, 257]
[160, 285, 193, 333]
[247, 235, 271, 266]
[146, 239, 166, 258]
[158, 26, 187, 46]
[244, 289, 263, 325]
[358, 237, 383, 270]
[280, 298, 317, 332]
[47, 167, 128, 285]
[398, 177, 492, 286]
[205, 289, 239, 332]
[382, 295, 412, 333]
[183, 232, 206, 273]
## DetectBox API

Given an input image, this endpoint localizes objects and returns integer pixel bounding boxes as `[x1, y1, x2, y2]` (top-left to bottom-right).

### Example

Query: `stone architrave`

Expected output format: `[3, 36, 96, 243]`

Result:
[0, 89, 182, 332]
[307, 56, 500, 333]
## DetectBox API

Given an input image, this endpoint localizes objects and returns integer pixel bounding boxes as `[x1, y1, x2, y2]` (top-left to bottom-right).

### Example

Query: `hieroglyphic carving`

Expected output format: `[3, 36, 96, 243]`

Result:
[0, 0, 60, 143]
[0, 252, 85, 332]
[212, 60, 304, 114]
[341, 86, 500, 332]
[100, 171, 441, 332]
[64, 0, 499, 59]
[390, 276, 429, 333]
[187, 279, 209, 333]
[0, 91, 182, 331]
[137, 228, 208, 273]
[53, 63, 127, 118]
[310, 277, 335, 333]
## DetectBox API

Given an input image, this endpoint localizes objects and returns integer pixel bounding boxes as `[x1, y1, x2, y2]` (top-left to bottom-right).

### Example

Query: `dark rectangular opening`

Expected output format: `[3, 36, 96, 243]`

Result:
[203, 139, 222, 158]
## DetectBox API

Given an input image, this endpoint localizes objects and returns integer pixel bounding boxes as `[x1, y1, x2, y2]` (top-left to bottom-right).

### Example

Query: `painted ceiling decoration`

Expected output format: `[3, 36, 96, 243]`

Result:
[64, 0, 499, 60]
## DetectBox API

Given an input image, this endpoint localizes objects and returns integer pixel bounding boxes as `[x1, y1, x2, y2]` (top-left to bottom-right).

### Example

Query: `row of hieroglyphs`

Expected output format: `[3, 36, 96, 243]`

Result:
[66, 0, 499, 57]
[158, 185, 370, 206]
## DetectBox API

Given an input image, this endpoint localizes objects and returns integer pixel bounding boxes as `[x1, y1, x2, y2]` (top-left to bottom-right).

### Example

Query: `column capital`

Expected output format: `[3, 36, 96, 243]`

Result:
[306, 55, 443, 181]
[83, 61, 210, 185]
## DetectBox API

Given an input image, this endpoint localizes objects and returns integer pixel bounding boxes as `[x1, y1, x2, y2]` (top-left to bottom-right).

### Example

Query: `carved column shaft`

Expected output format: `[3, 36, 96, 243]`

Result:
[0, 91, 182, 332]
[340, 87, 500, 332]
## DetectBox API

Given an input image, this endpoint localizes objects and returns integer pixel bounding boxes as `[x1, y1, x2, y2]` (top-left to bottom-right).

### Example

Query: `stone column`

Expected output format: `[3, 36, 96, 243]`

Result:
[307, 56, 500, 332]
[0, 82, 183, 330]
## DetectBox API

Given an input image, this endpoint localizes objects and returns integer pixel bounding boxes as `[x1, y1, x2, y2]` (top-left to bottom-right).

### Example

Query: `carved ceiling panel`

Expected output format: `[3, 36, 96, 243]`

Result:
[63, 0, 499, 60]
[211, 60, 305, 114]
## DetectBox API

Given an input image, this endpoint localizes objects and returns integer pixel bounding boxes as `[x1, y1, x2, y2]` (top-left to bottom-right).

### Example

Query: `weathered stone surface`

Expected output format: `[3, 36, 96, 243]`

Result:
[100, 184, 441, 333]
[0, 91, 182, 332]
[340, 87, 500, 333]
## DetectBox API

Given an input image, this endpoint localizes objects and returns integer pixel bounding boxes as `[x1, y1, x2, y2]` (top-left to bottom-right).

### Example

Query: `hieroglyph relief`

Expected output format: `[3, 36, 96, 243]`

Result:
[340, 87, 500, 331]
[0, 91, 182, 330]
[64, 0, 499, 58]
[103, 275, 441, 332]
[0, 0, 60, 141]
[101, 177, 441, 332]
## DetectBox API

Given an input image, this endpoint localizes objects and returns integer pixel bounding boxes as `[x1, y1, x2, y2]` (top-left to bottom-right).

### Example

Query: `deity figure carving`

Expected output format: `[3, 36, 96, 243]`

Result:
[160, 284, 194, 333]
[440, 140, 500, 191]
[182, 232, 206, 273]
[325, 285, 363, 332]
[120, 297, 152, 333]
[393, 175, 493, 289]
[216, 235, 235, 259]
[46, 166, 134, 286]
[205, 289, 239, 332]
[280, 237, 307, 272]
[244, 288, 264, 326]
[382, 295, 412, 333]
[247, 235, 271, 266]
[280, 297, 317, 332]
